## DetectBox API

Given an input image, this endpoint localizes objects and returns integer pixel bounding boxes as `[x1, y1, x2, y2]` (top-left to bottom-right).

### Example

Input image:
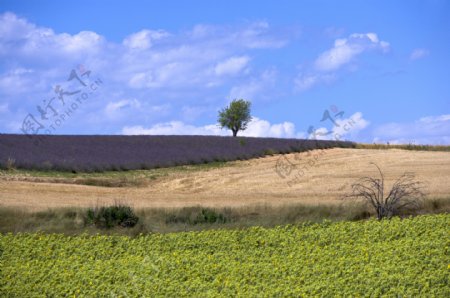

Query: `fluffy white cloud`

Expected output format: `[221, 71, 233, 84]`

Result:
[332, 112, 370, 139]
[0, 12, 294, 134]
[0, 12, 34, 40]
[122, 116, 299, 138]
[214, 56, 250, 76]
[295, 33, 390, 91]
[123, 29, 169, 50]
[410, 48, 429, 60]
[0, 13, 105, 58]
[240, 117, 297, 138]
[315, 33, 390, 72]
[58, 31, 104, 53]
[373, 114, 450, 145]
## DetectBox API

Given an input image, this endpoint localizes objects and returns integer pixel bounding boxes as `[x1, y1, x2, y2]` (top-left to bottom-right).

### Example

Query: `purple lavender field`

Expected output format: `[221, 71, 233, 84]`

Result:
[0, 134, 354, 172]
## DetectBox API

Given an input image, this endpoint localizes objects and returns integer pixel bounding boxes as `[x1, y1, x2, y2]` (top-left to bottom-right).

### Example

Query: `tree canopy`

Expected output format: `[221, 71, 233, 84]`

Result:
[218, 99, 252, 137]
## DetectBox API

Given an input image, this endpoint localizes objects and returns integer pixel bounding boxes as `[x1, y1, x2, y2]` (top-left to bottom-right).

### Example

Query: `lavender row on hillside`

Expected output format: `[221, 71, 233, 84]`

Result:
[0, 134, 355, 172]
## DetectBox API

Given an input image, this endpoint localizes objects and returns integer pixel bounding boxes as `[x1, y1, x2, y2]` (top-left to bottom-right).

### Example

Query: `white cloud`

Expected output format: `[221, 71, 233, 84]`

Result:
[0, 12, 34, 40]
[104, 99, 141, 118]
[0, 13, 105, 58]
[294, 74, 318, 91]
[0, 12, 287, 93]
[294, 73, 335, 91]
[214, 56, 250, 76]
[295, 32, 390, 91]
[240, 117, 296, 138]
[122, 116, 299, 138]
[59, 31, 104, 53]
[419, 114, 450, 123]
[410, 48, 429, 60]
[309, 112, 370, 141]
[0, 12, 292, 134]
[0, 67, 44, 95]
[332, 112, 369, 139]
[122, 121, 223, 136]
[373, 114, 450, 145]
[123, 29, 169, 50]
[227, 21, 288, 49]
[189, 21, 287, 49]
[314, 33, 390, 72]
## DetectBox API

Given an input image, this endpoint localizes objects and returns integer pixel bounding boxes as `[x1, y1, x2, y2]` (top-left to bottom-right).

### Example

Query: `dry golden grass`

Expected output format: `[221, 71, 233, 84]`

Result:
[1, 148, 449, 211]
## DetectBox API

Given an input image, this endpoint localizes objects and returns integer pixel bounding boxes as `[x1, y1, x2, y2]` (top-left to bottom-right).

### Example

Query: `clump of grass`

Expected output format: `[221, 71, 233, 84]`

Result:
[165, 207, 229, 225]
[85, 205, 139, 228]
[76, 177, 147, 187]
[420, 197, 450, 213]
[263, 149, 278, 156]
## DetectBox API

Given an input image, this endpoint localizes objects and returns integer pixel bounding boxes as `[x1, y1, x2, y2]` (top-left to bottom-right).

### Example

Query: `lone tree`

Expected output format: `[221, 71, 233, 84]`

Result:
[346, 163, 425, 219]
[218, 99, 252, 137]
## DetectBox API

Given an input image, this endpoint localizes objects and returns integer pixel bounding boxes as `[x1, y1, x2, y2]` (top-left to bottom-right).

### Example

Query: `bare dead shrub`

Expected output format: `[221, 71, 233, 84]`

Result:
[346, 163, 425, 219]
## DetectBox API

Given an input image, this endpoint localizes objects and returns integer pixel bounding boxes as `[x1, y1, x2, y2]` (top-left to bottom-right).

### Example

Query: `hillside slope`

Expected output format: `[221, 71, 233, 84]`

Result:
[1, 148, 449, 211]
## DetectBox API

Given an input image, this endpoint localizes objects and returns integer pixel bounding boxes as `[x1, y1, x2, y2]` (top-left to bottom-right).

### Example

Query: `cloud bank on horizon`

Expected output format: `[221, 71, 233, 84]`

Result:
[0, 2, 449, 145]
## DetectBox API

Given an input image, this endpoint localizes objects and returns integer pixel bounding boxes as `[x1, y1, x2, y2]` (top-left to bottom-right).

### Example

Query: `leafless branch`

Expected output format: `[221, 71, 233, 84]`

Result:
[345, 163, 425, 219]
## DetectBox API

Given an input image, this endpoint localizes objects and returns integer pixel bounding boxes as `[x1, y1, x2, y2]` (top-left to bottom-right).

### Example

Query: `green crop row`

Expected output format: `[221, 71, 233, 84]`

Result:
[1, 214, 449, 297]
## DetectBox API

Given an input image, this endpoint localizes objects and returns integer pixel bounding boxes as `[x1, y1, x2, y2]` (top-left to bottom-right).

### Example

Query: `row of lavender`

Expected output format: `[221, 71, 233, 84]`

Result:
[0, 134, 355, 172]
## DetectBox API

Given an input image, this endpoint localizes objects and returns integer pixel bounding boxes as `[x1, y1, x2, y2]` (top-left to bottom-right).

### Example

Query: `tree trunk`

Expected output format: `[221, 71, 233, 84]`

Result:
[232, 129, 238, 137]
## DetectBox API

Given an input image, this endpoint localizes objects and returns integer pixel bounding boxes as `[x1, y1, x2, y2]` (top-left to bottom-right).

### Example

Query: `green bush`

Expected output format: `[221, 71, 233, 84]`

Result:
[193, 208, 227, 224]
[85, 205, 139, 228]
[165, 208, 228, 225]
[263, 149, 277, 155]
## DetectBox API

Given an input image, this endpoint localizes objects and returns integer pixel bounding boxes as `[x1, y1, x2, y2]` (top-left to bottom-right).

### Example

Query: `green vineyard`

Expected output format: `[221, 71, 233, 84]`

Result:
[1, 214, 449, 297]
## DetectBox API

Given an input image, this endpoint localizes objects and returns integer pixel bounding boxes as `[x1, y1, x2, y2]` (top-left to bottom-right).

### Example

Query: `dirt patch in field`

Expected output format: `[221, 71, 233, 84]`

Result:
[1, 148, 449, 211]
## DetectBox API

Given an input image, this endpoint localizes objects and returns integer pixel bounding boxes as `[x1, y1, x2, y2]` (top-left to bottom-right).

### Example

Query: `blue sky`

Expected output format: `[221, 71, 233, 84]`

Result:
[0, 0, 449, 144]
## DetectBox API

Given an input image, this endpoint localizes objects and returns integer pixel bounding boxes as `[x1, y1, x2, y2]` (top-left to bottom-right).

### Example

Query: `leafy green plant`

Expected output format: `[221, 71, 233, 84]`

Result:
[218, 99, 252, 137]
[193, 208, 227, 224]
[85, 205, 139, 228]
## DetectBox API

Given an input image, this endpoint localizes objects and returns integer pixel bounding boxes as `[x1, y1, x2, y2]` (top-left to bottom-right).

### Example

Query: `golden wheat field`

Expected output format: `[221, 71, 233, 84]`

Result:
[1, 148, 449, 211]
